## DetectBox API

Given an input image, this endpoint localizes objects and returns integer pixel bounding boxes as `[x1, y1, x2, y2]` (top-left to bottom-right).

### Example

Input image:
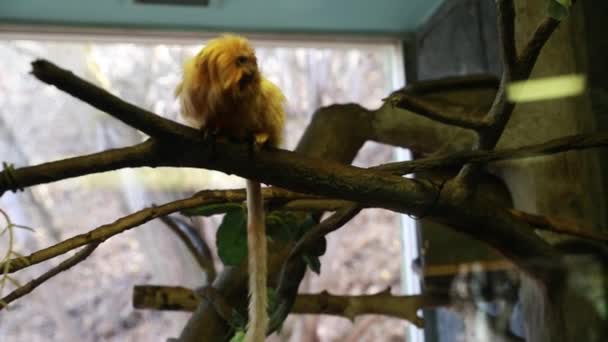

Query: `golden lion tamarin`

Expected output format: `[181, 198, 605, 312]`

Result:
[175, 34, 286, 342]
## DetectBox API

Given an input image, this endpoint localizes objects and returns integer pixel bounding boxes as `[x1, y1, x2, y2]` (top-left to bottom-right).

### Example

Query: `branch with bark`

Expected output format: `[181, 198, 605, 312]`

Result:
[0, 242, 99, 311]
[0, 188, 312, 274]
[132, 285, 449, 328]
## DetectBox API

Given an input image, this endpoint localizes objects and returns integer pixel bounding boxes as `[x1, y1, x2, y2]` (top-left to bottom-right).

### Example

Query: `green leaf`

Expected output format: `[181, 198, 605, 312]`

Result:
[302, 254, 321, 274]
[216, 208, 248, 266]
[266, 211, 297, 241]
[229, 330, 245, 342]
[266, 212, 317, 242]
[547, 0, 571, 20]
[266, 287, 278, 314]
[230, 309, 247, 329]
[297, 215, 318, 241]
[181, 203, 243, 217]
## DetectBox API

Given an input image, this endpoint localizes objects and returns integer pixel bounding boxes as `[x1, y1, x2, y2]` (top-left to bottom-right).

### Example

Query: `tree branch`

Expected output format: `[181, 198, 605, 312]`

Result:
[386, 92, 488, 131]
[133, 285, 200, 312]
[496, 0, 517, 75]
[0, 140, 156, 196]
[509, 209, 608, 242]
[5, 59, 573, 292]
[0, 242, 99, 311]
[460, 1, 574, 182]
[2, 117, 592, 277]
[379, 131, 608, 175]
[3, 108, 602, 280]
[516, 16, 561, 79]
[31, 60, 200, 141]
[0, 188, 304, 274]
[132, 286, 450, 328]
[160, 215, 216, 282]
[4, 127, 607, 200]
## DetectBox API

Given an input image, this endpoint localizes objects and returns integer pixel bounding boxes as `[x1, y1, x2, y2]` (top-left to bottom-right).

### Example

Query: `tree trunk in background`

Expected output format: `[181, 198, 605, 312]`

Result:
[414, 0, 607, 341]
[505, 2, 606, 341]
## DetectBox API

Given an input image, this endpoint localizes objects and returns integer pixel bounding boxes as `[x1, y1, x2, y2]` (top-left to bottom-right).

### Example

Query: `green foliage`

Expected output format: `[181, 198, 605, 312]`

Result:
[266, 212, 325, 273]
[266, 211, 314, 242]
[266, 287, 279, 314]
[229, 309, 247, 330]
[547, 0, 572, 20]
[216, 208, 248, 266]
[215, 207, 322, 268]
[229, 330, 245, 342]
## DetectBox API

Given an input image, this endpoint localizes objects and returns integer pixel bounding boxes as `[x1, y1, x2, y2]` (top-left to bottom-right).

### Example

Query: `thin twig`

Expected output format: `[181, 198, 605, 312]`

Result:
[0, 242, 99, 311]
[289, 205, 362, 258]
[0, 190, 246, 274]
[378, 131, 608, 175]
[516, 17, 561, 79]
[0, 188, 316, 274]
[160, 215, 216, 282]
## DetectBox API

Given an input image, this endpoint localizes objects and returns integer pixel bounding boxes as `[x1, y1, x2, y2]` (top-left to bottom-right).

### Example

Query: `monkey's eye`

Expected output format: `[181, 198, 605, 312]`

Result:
[236, 56, 248, 66]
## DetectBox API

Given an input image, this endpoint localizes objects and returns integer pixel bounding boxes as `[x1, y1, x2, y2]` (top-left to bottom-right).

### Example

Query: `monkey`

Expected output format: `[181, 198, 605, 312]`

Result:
[175, 34, 285, 342]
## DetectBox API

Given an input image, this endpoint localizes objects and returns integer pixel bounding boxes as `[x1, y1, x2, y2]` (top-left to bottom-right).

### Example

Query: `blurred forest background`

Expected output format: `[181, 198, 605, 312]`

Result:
[0, 39, 413, 341]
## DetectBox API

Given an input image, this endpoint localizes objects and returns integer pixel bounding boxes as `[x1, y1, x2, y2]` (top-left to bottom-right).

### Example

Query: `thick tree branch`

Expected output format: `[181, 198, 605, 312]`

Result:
[4, 117, 602, 277]
[3, 124, 607, 199]
[31, 60, 200, 141]
[2, 110, 603, 280]
[0, 242, 99, 311]
[133, 286, 450, 328]
[0, 140, 156, 197]
[2, 57, 577, 337]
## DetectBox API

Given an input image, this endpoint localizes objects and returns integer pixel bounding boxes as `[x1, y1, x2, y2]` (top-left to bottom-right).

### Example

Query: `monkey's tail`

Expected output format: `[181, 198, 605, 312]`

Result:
[245, 179, 268, 342]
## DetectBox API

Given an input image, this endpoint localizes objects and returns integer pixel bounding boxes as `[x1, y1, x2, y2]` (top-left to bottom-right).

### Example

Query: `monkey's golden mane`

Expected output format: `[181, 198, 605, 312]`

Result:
[176, 34, 285, 146]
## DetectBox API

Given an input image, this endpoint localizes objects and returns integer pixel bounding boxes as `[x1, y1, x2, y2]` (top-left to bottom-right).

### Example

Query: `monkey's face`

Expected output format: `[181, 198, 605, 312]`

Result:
[198, 35, 261, 99]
